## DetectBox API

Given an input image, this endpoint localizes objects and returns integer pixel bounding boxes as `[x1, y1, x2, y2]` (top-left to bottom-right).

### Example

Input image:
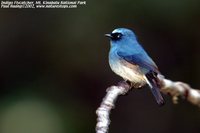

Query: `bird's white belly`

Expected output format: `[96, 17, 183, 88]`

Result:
[109, 61, 146, 86]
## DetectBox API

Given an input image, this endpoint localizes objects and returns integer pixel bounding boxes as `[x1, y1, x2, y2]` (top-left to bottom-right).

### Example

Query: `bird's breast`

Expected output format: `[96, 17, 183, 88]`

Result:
[109, 51, 146, 86]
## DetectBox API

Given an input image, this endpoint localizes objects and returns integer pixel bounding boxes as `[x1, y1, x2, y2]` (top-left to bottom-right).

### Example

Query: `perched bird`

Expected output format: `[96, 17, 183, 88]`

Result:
[105, 28, 164, 105]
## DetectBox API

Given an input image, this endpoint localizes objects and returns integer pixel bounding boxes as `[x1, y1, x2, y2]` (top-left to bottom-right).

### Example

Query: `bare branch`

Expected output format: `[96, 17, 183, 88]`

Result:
[96, 81, 131, 133]
[96, 77, 200, 133]
[159, 77, 200, 106]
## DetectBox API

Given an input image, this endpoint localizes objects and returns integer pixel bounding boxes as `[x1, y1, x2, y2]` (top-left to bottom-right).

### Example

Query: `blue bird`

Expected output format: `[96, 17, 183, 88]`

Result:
[105, 28, 164, 105]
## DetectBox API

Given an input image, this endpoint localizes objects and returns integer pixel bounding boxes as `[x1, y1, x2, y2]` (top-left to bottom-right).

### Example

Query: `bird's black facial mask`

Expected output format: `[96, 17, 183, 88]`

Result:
[110, 33, 122, 41]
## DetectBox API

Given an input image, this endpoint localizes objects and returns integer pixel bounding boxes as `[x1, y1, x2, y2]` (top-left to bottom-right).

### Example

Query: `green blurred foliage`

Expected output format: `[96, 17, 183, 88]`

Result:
[0, 0, 200, 133]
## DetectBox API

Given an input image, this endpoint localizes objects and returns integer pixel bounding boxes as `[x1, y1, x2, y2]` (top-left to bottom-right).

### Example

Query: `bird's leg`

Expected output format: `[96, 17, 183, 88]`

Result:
[121, 80, 141, 89]
[125, 80, 132, 86]
[117, 80, 142, 91]
[129, 81, 143, 89]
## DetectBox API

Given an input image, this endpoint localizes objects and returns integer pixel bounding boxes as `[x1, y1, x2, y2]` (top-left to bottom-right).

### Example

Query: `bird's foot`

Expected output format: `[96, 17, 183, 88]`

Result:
[117, 81, 132, 90]
[130, 82, 143, 89]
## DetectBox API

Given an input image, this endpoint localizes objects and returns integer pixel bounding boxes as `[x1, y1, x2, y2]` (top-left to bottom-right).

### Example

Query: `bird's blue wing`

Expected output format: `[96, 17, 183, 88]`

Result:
[117, 51, 159, 74]
[117, 51, 164, 105]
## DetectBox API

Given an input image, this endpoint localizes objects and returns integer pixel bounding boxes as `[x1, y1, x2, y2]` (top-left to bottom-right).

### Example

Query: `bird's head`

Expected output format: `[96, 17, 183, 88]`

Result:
[105, 28, 137, 47]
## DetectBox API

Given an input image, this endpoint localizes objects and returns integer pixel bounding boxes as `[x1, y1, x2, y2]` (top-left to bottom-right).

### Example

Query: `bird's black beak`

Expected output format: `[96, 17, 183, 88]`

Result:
[105, 33, 112, 39]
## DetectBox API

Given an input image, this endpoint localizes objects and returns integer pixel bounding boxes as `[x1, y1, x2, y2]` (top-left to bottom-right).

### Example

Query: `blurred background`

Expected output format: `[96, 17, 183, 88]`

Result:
[0, 0, 200, 133]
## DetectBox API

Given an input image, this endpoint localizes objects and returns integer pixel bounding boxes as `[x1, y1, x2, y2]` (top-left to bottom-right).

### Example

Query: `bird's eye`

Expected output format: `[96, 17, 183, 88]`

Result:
[111, 33, 122, 40]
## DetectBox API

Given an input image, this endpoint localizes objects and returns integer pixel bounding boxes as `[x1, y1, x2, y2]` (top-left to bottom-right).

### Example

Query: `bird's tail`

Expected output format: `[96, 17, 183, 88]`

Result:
[145, 72, 165, 106]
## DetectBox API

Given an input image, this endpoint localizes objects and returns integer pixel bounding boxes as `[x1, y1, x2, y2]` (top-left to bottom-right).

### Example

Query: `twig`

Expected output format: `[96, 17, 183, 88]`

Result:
[96, 76, 200, 133]
[96, 81, 132, 133]
[159, 77, 200, 106]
